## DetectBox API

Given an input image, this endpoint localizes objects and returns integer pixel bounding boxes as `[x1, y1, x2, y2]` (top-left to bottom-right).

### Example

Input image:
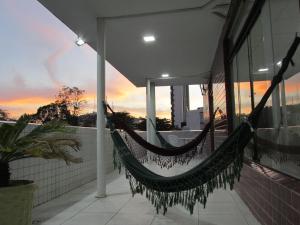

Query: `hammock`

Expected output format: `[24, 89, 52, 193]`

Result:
[106, 104, 216, 156]
[148, 115, 216, 150]
[122, 128, 206, 168]
[145, 118, 210, 168]
[106, 105, 216, 168]
[106, 36, 300, 214]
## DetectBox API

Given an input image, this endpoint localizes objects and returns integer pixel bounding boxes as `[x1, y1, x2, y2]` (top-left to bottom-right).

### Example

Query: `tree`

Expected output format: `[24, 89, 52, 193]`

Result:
[78, 112, 97, 127]
[112, 112, 135, 129]
[136, 118, 146, 130]
[55, 86, 87, 116]
[0, 109, 9, 121]
[31, 86, 87, 126]
[136, 117, 173, 131]
[156, 117, 173, 131]
[31, 103, 62, 123]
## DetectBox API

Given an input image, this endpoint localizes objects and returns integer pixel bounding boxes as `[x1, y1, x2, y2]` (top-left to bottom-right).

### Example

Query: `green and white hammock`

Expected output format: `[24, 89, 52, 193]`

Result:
[106, 36, 300, 214]
[107, 105, 217, 168]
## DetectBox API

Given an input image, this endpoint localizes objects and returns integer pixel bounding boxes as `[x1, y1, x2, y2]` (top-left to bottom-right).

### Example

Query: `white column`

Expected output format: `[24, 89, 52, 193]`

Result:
[96, 17, 106, 198]
[146, 80, 156, 144]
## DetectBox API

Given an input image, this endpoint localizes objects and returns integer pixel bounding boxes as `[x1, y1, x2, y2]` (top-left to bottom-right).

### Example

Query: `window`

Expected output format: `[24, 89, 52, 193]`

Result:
[232, 0, 300, 179]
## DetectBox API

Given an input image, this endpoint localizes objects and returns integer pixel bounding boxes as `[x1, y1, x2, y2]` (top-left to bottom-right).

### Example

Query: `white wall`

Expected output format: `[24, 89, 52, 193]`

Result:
[186, 108, 204, 130]
[0, 122, 114, 207]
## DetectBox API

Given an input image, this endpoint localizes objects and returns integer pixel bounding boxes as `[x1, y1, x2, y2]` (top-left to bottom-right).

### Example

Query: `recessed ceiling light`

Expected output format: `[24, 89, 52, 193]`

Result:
[76, 37, 85, 46]
[161, 73, 169, 78]
[143, 35, 156, 43]
[277, 61, 282, 66]
[258, 68, 269, 72]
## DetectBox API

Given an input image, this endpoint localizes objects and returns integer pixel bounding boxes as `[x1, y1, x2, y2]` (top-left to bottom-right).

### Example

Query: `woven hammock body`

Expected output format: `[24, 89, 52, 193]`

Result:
[108, 110, 214, 156]
[108, 107, 215, 168]
[123, 117, 209, 168]
[122, 132, 203, 169]
[107, 36, 300, 214]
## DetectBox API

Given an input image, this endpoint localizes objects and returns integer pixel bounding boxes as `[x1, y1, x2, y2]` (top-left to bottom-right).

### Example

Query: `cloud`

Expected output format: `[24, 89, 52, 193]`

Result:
[1, 1, 171, 119]
[3, 0, 74, 87]
[3, 0, 68, 46]
[109, 105, 170, 119]
[45, 42, 73, 87]
[0, 79, 56, 119]
[105, 65, 142, 101]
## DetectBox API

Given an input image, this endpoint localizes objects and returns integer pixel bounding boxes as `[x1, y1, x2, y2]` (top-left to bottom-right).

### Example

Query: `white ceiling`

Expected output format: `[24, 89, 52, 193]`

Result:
[37, 0, 227, 87]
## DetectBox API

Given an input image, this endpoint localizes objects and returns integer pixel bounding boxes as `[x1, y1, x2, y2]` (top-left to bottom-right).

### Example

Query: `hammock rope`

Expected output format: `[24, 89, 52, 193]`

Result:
[142, 117, 211, 168]
[107, 105, 217, 168]
[148, 118, 174, 148]
[106, 36, 300, 214]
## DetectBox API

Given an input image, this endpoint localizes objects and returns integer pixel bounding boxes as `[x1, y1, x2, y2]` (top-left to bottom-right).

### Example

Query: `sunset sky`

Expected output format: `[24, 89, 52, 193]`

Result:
[0, 0, 203, 119]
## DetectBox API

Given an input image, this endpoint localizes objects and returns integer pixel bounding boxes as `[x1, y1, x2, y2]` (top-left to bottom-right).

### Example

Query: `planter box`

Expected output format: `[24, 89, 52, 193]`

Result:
[0, 181, 36, 225]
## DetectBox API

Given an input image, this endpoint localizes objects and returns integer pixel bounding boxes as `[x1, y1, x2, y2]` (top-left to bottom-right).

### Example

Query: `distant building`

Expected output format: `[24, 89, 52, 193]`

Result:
[171, 85, 204, 130]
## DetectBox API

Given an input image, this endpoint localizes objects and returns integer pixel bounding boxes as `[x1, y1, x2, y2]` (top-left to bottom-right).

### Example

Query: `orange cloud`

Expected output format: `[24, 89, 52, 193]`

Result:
[106, 73, 137, 100]
[110, 105, 170, 119]
[0, 96, 53, 118]
[285, 82, 299, 93]
[253, 81, 269, 95]
[0, 97, 51, 106]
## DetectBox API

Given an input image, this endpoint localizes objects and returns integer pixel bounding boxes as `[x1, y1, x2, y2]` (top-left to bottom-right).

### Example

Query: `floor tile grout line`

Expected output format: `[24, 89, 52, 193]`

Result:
[59, 196, 99, 225]
[229, 191, 253, 225]
[38, 192, 98, 225]
[104, 196, 132, 225]
[149, 213, 157, 225]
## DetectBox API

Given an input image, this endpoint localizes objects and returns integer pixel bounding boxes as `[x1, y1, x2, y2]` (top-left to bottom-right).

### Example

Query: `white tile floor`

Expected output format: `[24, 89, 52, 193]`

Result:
[33, 170, 261, 225]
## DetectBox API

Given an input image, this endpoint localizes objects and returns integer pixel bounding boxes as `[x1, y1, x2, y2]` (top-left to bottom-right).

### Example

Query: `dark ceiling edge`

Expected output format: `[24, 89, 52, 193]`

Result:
[104, 0, 217, 20]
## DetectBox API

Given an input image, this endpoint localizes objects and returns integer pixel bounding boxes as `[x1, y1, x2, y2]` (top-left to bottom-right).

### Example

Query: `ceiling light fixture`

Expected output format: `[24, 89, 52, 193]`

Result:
[277, 61, 282, 67]
[143, 35, 156, 43]
[258, 68, 269, 72]
[161, 73, 169, 78]
[76, 37, 85, 46]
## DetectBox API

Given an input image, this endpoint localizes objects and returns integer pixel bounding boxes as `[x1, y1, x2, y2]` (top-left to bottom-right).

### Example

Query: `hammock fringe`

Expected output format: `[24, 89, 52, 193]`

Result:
[113, 133, 244, 214]
[122, 152, 244, 215]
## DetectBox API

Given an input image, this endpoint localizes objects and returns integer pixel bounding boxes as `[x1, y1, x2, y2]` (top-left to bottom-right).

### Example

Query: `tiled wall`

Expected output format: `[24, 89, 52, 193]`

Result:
[1, 122, 114, 207]
[235, 161, 300, 225]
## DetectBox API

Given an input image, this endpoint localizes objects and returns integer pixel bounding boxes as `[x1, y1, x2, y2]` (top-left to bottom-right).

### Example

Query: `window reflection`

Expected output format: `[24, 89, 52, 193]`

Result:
[213, 73, 227, 130]
[232, 0, 300, 179]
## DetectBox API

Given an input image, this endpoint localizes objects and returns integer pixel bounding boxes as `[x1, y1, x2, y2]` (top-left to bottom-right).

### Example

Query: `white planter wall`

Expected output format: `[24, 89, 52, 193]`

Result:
[0, 122, 114, 207]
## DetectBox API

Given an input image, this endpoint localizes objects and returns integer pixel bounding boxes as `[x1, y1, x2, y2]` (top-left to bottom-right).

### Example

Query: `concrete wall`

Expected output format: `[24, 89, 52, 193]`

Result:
[0, 122, 114, 207]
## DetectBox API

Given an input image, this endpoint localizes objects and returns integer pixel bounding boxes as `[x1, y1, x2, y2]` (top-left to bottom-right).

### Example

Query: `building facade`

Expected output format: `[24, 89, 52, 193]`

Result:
[171, 85, 204, 130]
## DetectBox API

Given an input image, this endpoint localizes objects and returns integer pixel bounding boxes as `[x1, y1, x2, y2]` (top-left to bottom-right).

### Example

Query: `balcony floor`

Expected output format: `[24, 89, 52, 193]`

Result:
[33, 170, 261, 225]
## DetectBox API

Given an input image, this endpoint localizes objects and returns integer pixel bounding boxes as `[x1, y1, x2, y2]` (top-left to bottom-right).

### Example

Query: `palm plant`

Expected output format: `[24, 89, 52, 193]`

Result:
[0, 115, 82, 187]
